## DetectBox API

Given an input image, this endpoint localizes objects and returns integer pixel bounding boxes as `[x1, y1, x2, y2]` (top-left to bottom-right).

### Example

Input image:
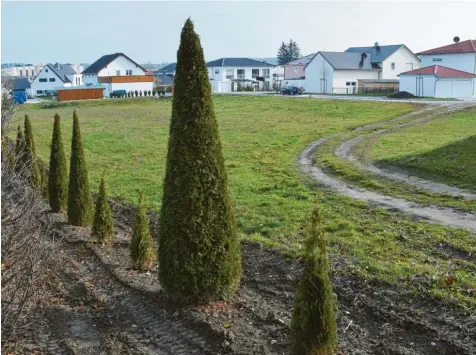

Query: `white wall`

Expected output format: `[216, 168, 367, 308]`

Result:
[97, 55, 146, 77]
[436, 78, 474, 98]
[382, 46, 421, 79]
[207, 66, 273, 89]
[110, 82, 153, 95]
[30, 66, 67, 96]
[83, 74, 99, 85]
[210, 81, 232, 93]
[421, 53, 476, 74]
[399, 75, 436, 97]
[2, 64, 44, 79]
[333, 70, 379, 94]
[304, 53, 334, 93]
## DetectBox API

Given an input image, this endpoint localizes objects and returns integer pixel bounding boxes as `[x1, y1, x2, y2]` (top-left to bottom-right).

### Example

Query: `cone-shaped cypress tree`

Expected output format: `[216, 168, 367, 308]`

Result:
[23, 115, 41, 188]
[158, 18, 242, 303]
[290, 199, 337, 355]
[67, 110, 93, 226]
[40, 161, 49, 199]
[48, 113, 68, 212]
[92, 172, 114, 243]
[15, 125, 24, 173]
[130, 192, 154, 270]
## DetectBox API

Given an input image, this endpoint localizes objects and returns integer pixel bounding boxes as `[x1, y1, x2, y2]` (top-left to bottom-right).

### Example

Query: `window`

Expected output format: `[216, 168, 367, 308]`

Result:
[237, 69, 245, 79]
[252, 69, 259, 78]
[37, 90, 43, 94]
[433, 58, 442, 62]
[45, 69, 48, 72]
[215, 69, 220, 75]
[263, 69, 270, 78]
[294, 66, 299, 73]
[351, 82, 356, 86]
[49, 78, 55, 82]
[20, 70, 23, 76]
[226, 69, 234, 79]
[126, 70, 132, 75]
[346, 82, 351, 86]
[116, 70, 121, 76]
[391, 62, 396, 70]
[39, 78, 47, 82]
[26, 70, 29, 77]
[32, 70, 35, 76]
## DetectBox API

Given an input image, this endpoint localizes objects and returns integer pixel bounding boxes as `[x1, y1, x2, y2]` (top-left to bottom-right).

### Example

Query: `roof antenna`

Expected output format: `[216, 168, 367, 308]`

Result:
[453, 36, 460, 43]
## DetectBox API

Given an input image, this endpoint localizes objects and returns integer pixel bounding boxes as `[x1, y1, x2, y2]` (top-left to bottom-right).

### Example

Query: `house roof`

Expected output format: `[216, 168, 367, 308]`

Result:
[308, 51, 378, 71]
[417, 40, 476, 55]
[345, 44, 403, 63]
[285, 53, 316, 66]
[2, 76, 31, 90]
[398, 65, 476, 78]
[206, 58, 275, 67]
[46, 63, 77, 83]
[158, 63, 176, 73]
[82, 53, 147, 74]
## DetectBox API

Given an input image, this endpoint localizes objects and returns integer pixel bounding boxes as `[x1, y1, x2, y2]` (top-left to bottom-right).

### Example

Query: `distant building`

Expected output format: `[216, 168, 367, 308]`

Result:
[1, 64, 45, 80]
[30, 63, 82, 96]
[82, 52, 153, 97]
[206, 58, 275, 93]
[284, 54, 315, 80]
[158, 63, 177, 76]
[2, 75, 31, 97]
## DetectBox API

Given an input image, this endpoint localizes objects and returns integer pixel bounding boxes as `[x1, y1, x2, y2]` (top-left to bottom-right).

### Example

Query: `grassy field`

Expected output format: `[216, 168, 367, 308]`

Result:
[371, 107, 476, 192]
[11, 96, 476, 308]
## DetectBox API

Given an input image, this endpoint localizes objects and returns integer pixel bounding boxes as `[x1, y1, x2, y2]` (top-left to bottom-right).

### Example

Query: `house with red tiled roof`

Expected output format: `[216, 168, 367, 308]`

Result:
[399, 39, 476, 98]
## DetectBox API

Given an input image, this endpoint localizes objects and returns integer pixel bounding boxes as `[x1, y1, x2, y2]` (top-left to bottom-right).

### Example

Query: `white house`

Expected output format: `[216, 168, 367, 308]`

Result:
[345, 43, 420, 79]
[82, 53, 153, 96]
[206, 58, 275, 93]
[304, 52, 380, 94]
[399, 65, 476, 98]
[2, 64, 45, 80]
[30, 63, 82, 97]
[413, 39, 476, 97]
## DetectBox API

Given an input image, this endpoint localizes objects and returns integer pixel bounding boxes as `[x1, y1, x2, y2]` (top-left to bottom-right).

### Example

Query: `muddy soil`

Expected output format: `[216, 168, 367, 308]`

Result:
[334, 104, 476, 200]
[4, 199, 475, 355]
[299, 102, 476, 232]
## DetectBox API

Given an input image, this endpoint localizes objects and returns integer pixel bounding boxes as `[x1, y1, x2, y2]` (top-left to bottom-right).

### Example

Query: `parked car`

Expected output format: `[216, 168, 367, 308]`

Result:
[281, 86, 304, 95]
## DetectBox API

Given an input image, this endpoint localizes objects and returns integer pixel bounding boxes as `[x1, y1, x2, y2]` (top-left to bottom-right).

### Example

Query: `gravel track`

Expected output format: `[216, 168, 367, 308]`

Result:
[298, 102, 476, 232]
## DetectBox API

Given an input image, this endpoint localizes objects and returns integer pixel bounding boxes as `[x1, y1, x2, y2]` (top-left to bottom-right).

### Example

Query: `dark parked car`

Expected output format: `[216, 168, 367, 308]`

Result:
[281, 86, 304, 95]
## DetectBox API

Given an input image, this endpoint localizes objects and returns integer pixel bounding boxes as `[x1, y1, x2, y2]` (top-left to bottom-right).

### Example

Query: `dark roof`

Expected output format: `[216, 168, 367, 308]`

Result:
[206, 58, 275, 67]
[285, 53, 316, 66]
[309, 52, 377, 70]
[82, 53, 147, 74]
[158, 63, 177, 73]
[157, 74, 174, 86]
[399, 65, 476, 78]
[45, 63, 77, 83]
[345, 44, 403, 63]
[2, 76, 31, 90]
[417, 40, 476, 55]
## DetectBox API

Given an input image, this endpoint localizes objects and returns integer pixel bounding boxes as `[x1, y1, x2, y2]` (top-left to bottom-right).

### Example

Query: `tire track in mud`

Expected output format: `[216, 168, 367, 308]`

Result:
[298, 102, 476, 232]
[335, 102, 476, 200]
[43, 243, 222, 355]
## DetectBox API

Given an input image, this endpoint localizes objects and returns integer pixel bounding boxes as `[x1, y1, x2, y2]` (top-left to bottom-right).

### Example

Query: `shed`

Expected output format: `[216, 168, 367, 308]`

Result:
[399, 65, 476, 98]
[57, 86, 105, 101]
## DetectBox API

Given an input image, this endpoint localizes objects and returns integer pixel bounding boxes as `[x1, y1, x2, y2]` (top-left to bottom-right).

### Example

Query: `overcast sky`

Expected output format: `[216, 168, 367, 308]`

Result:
[2, 1, 476, 64]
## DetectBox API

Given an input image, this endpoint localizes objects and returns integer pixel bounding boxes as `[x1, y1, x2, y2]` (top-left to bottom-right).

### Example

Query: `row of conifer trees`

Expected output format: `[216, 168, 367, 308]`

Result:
[5, 17, 339, 355]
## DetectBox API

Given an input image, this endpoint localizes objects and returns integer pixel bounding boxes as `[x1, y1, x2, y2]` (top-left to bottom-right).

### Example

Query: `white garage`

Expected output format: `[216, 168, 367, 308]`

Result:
[399, 65, 476, 98]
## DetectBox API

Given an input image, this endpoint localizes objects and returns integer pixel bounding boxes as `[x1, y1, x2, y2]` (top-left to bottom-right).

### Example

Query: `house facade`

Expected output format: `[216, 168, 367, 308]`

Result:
[1, 64, 45, 80]
[82, 53, 153, 96]
[345, 44, 420, 79]
[304, 52, 380, 94]
[158, 63, 177, 76]
[206, 58, 275, 93]
[30, 63, 82, 96]
[284, 53, 315, 80]
[399, 39, 476, 98]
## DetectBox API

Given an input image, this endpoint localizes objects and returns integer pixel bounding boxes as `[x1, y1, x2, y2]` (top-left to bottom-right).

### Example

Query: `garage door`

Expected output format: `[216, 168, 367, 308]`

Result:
[436, 79, 473, 98]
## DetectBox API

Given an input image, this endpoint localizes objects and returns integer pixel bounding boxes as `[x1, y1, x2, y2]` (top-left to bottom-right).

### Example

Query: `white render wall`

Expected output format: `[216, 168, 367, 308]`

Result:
[83, 74, 99, 85]
[31, 66, 67, 96]
[333, 70, 379, 93]
[97, 56, 146, 77]
[304, 53, 334, 93]
[381, 46, 421, 79]
[436, 78, 474, 98]
[399, 75, 436, 97]
[207, 66, 273, 91]
[421, 53, 476, 74]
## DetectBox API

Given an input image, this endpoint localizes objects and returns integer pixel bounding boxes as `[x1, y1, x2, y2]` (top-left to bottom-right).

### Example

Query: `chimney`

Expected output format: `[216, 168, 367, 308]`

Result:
[374, 42, 380, 52]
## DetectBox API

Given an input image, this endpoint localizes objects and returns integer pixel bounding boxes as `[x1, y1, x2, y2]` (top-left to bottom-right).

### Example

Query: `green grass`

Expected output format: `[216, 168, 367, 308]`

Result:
[371, 107, 476, 192]
[11, 96, 476, 308]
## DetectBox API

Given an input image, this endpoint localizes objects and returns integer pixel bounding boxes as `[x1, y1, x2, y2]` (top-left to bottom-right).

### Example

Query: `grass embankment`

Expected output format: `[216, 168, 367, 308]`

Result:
[371, 107, 476, 193]
[13, 97, 476, 308]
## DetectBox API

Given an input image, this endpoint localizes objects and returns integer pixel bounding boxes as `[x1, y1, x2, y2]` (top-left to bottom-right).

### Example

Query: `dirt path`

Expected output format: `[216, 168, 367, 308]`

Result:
[298, 102, 476, 232]
[335, 102, 476, 200]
